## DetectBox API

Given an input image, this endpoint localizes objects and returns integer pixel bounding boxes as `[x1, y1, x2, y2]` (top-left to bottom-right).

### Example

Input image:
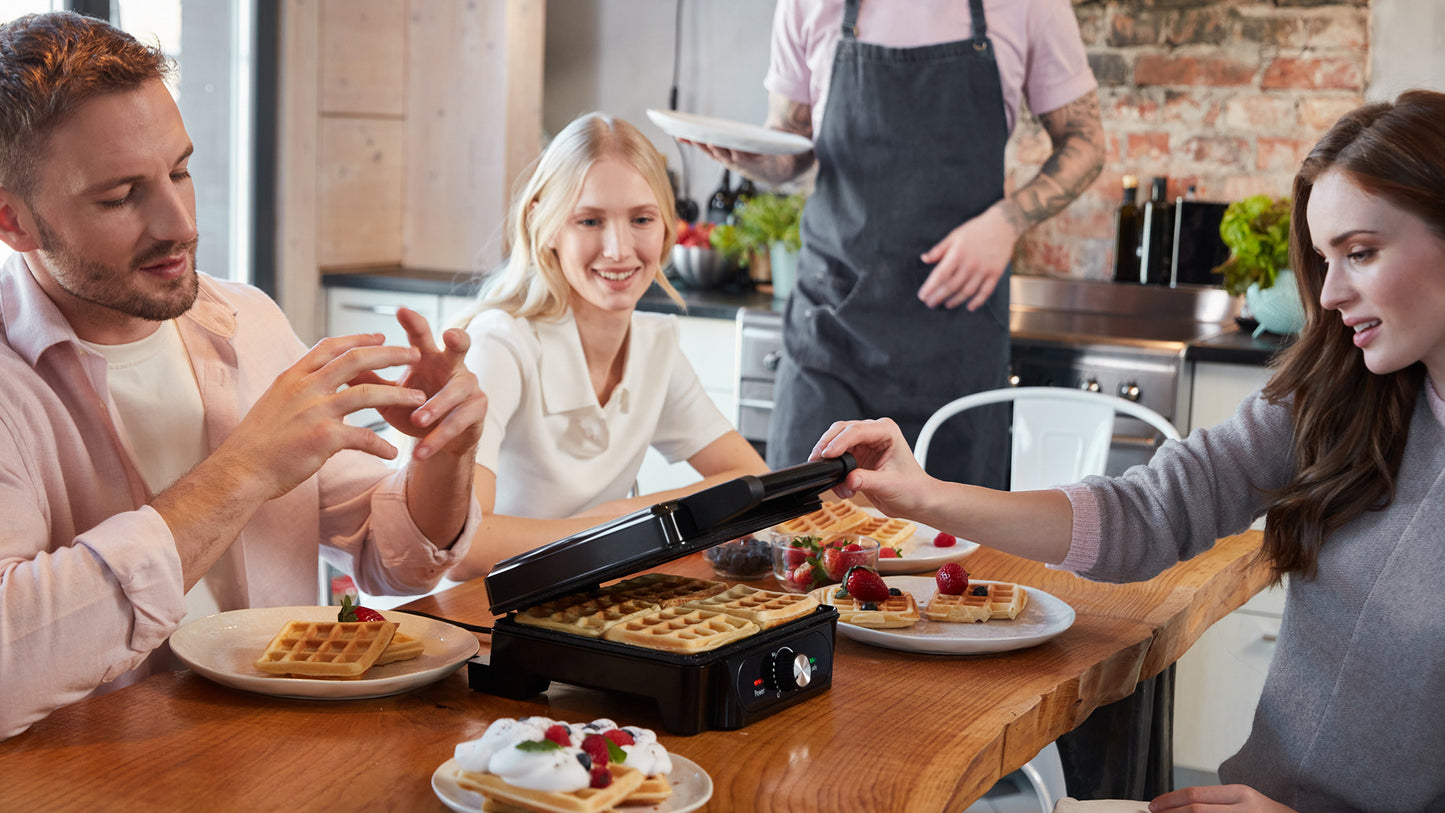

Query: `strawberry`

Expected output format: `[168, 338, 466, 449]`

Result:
[603, 728, 635, 747]
[842, 565, 889, 603]
[935, 562, 969, 595]
[784, 546, 809, 569]
[934, 531, 957, 548]
[820, 548, 847, 581]
[337, 594, 384, 622]
[544, 724, 571, 748]
[879, 547, 901, 559]
[581, 733, 610, 767]
[589, 766, 613, 789]
[790, 562, 816, 590]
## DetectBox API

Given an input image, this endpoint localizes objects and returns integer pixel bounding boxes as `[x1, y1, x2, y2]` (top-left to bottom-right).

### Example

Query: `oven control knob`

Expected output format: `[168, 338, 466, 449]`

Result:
[763, 351, 782, 371]
[766, 647, 812, 691]
[1080, 378, 1101, 393]
[1118, 381, 1141, 402]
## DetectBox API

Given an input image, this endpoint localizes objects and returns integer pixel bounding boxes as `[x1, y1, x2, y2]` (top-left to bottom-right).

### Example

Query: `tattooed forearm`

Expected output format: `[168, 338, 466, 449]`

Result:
[743, 94, 816, 185]
[1008, 91, 1106, 230]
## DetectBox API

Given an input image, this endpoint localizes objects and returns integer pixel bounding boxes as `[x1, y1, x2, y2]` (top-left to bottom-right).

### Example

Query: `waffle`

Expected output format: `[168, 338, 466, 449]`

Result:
[456, 764, 644, 813]
[373, 631, 426, 665]
[514, 595, 662, 638]
[810, 586, 920, 629]
[924, 582, 1029, 623]
[849, 515, 917, 550]
[254, 620, 397, 678]
[599, 573, 727, 608]
[680, 584, 819, 629]
[626, 774, 674, 804]
[776, 501, 871, 535]
[601, 606, 760, 653]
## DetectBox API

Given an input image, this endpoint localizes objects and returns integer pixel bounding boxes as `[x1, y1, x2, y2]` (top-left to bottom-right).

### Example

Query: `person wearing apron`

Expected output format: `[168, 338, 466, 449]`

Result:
[693, 0, 1103, 487]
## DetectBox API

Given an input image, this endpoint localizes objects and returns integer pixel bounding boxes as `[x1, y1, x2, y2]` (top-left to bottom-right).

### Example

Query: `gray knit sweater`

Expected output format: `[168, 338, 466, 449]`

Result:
[1075, 388, 1445, 812]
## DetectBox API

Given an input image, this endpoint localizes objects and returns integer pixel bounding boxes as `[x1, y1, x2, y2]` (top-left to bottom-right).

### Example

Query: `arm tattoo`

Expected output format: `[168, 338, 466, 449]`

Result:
[1008, 91, 1106, 230]
[745, 95, 816, 186]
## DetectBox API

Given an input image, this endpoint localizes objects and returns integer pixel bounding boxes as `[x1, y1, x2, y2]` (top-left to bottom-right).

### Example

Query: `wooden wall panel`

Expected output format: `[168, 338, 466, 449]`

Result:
[319, 0, 406, 116]
[404, 0, 545, 273]
[277, 0, 321, 341]
[317, 117, 405, 267]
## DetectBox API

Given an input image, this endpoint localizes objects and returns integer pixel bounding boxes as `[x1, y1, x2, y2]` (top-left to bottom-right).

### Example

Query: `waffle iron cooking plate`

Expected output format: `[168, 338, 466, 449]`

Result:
[469, 455, 855, 734]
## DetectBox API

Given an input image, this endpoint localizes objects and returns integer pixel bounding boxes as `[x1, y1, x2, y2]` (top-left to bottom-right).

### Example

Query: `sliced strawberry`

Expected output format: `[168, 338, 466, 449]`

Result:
[842, 565, 889, 603]
[544, 724, 571, 747]
[935, 562, 969, 595]
[933, 532, 957, 548]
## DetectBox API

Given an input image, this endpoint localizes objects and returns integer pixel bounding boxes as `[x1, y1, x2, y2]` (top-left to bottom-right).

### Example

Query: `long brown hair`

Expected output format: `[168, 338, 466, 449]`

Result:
[0, 11, 171, 201]
[1261, 89, 1445, 579]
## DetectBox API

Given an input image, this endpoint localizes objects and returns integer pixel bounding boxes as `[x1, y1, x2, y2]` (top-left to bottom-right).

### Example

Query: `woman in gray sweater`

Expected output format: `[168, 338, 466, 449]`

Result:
[811, 89, 1445, 813]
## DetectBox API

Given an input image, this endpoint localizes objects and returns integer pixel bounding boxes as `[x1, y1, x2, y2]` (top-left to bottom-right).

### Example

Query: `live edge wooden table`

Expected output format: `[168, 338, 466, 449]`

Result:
[0, 531, 1271, 813]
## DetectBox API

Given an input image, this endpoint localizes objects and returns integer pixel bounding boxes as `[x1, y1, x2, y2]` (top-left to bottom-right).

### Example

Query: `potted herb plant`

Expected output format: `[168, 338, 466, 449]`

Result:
[709, 192, 805, 300]
[1213, 193, 1304, 336]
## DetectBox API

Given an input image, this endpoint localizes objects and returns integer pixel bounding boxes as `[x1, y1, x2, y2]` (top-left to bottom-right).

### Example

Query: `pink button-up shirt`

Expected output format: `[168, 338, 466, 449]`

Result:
[0, 255, 475, 739]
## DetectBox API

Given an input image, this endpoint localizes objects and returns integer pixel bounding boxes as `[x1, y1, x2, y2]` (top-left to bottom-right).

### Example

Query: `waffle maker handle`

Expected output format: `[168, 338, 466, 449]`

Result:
[678, 454, 856, 532]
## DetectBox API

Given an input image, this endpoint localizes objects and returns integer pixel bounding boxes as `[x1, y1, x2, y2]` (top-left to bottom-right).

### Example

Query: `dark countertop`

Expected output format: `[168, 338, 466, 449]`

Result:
[321, 268, 1286, 366]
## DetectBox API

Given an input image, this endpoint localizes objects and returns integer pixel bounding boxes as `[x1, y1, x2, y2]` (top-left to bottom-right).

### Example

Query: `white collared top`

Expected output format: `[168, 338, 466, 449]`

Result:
[465, 308, 733, 519]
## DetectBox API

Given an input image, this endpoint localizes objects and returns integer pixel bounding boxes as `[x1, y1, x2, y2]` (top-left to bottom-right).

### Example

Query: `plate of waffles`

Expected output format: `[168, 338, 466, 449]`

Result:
[431, 754, 714, 813]
[171, 605, 480, 699]
[829, 576, 1075, 655]
[775, 502, 979, 575]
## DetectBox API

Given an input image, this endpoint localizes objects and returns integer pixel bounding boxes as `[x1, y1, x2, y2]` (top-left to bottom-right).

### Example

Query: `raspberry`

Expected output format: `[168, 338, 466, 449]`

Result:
[589, 766, 613, 789]
[602, 728, 634, 747]
[934, 532, 957, 548]
[581, 733, 610, 767]
[935, 562, 969, 595]
[543, 724, 571, 747]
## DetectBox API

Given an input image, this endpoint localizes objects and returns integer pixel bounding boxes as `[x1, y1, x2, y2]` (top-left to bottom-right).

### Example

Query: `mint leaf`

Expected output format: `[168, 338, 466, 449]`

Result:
[605, 739, 627, 763]
[516, 739, 562, 753]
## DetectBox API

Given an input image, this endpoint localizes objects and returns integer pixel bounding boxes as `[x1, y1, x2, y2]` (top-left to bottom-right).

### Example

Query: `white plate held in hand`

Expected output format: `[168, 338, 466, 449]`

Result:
[646, 109, 813, 155]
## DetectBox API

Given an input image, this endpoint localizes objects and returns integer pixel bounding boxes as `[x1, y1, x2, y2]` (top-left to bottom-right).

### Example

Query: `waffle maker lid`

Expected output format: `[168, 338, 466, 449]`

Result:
[485, 454, 856, 615]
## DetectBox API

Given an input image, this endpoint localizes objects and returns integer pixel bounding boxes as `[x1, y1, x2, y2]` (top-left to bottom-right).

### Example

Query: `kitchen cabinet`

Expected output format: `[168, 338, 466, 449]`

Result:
[1175, 356, 1285, 773]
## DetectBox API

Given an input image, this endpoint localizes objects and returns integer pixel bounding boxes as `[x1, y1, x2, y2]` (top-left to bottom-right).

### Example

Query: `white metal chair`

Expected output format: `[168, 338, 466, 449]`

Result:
[915, 386, 1181, 813]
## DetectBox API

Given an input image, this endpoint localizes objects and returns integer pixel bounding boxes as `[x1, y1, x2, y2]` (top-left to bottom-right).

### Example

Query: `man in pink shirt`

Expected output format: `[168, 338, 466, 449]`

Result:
[0, 12, 487, 738]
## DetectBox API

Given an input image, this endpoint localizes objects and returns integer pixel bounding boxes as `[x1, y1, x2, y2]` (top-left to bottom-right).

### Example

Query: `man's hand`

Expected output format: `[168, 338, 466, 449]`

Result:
[358, 307, 486, 462]
[917, 202, 1022, 311]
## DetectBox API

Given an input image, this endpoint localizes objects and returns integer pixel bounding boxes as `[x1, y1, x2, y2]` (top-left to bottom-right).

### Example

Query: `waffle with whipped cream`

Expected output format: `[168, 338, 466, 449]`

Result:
[457, 764, 644, 813]
[254, 620, 397, 678]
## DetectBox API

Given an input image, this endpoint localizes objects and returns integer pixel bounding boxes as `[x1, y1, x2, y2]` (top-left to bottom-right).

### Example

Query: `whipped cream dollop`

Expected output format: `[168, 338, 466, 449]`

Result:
[453, 716, 672, 793]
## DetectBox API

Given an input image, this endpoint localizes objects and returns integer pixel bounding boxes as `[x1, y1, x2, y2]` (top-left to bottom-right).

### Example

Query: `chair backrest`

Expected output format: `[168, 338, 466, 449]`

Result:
[914, 387, 1182, 491]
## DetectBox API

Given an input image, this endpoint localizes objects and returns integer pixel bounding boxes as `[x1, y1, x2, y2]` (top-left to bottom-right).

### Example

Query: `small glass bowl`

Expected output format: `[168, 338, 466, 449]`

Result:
[704, 534, 774, 580]
[770, 533, 880, 593]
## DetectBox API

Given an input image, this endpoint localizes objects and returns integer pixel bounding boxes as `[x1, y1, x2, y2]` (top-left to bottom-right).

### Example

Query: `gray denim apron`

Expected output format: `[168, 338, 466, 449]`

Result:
[767, 0, 1011, 488]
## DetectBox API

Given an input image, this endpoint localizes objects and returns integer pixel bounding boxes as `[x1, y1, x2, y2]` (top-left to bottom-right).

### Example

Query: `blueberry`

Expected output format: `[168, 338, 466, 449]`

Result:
[576, 752, 592, 770]
[972, 585, 989, 596]
[888, 587, 902, 596]
[861, 602, 878, 611]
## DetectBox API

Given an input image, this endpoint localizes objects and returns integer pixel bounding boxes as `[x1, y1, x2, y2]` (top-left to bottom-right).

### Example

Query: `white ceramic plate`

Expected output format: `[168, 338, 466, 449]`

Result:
[863, 507, 981, 575]
[171, 605, 480, 700]
[646, 109, 813, 155]
[835, 577, 1075, 655]
[432, 755, 714, 813]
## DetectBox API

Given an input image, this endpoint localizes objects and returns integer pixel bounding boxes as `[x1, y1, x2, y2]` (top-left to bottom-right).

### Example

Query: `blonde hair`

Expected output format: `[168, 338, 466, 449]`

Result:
[457, 112, 683, 327]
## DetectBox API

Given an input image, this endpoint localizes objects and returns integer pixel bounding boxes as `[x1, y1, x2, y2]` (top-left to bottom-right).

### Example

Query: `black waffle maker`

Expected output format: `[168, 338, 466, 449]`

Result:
[468, 455, 855, 734]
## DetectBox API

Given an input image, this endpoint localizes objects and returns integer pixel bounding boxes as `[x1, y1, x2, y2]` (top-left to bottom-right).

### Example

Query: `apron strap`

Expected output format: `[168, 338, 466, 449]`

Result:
[969, 0, 990, 50]
[841, 0, 860, 39]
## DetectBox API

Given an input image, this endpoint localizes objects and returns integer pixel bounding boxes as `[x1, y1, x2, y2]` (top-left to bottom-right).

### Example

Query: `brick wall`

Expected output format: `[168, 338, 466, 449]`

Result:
[1008, 0, 1369, 281]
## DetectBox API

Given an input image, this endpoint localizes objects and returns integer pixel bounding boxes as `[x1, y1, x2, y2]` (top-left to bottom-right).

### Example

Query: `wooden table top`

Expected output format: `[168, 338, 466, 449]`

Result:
[0, 531, 1270, 813]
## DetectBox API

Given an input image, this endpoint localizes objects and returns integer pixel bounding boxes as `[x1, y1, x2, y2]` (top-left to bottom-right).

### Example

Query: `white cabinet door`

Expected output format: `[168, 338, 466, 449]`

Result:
[636, 315, 740, 495]
[1187, 361, 1274, 433]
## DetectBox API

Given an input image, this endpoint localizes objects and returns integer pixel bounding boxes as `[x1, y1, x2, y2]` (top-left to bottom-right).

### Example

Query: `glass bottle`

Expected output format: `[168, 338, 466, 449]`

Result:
[1111, 175, 1142, 283]
[1141, 176, 1174, 285]
[706, 169, 736, 225]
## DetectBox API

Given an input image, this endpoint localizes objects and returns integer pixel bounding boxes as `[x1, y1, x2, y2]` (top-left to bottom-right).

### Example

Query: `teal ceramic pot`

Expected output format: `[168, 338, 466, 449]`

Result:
[1246, 268, 1306, 337]
[769, 243, 799, 302]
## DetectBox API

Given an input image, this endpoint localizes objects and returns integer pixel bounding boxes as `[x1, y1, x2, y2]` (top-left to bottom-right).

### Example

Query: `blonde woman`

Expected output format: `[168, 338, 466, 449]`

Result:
[449, 113, 767, 580]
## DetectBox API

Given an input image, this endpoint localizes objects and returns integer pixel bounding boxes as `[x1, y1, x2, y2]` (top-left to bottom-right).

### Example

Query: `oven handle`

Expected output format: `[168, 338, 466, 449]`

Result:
[1112, 434, 1167, 450]
[738, 398, 775, 410]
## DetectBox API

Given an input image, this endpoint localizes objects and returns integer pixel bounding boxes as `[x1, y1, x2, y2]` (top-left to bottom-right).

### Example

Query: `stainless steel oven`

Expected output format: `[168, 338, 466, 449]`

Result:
[735, 276, 1237, 475]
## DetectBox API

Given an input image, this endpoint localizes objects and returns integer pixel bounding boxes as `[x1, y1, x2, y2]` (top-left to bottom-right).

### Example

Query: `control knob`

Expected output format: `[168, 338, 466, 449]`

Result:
[1080, 378, 1101, 393]
[765, 647, 812, 691]
[1118, 381, 1141, 402]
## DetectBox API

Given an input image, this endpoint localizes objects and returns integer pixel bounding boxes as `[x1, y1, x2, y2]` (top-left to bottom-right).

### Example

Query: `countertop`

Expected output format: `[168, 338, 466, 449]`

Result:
[321, 268, 1287, 366]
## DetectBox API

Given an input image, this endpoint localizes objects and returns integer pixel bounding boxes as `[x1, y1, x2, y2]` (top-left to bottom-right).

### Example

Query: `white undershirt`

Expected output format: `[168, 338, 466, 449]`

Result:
[78, 320, 227, 621]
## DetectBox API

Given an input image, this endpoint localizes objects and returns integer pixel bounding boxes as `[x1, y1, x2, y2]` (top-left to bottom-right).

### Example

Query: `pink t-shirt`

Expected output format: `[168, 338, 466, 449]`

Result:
[764, 0, 1097, 136]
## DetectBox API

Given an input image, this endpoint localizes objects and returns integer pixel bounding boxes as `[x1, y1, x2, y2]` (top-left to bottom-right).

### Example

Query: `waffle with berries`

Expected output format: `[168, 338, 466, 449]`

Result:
[925, 582, 1029, 623]
[456, 764, 644, 813]
[515, 594, 662, 638]
[809, 586, 920, 629]
[601, 606, 760, 653]
[253, 620, 397, 678]
[848, 515, 917, 550]
[775, 500, 871, 535]
[680, 584, 819, 629]
[598, 573, 728, 608]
